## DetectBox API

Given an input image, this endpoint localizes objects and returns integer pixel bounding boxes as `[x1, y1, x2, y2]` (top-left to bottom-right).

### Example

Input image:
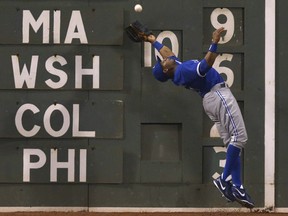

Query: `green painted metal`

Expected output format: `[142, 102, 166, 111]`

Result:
[276, 0, 288, 208]
[0, 0, 265, 208]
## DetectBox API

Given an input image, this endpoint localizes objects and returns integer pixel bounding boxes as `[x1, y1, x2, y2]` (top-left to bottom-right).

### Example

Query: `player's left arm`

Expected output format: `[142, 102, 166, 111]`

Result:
[205, 27, 225, 66]
[197, 27, 225, 76]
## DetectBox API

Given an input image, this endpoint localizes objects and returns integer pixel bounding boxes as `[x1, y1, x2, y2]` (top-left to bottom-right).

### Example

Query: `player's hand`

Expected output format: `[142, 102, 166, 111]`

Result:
[212, 27, 225, 44]
[144, 34, 156, 43]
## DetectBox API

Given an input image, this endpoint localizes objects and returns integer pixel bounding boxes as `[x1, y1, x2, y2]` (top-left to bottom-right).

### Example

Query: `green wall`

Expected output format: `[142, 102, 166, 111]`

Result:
[0, 0, 266, 208]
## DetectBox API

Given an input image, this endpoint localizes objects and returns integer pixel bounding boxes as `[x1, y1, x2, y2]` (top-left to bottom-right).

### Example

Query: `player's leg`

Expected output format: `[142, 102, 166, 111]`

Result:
[214, 88, 246, 182]
[231, 154, 241, 187]
[211, 122, 236, 202]
[215, 88, 254, 208]
[222, 145, 241, 183]
[203, 92, 235, 202]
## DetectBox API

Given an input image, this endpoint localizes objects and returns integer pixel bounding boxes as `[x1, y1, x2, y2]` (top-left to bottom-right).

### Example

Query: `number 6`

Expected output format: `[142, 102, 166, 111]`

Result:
[213, 54, 234, 87]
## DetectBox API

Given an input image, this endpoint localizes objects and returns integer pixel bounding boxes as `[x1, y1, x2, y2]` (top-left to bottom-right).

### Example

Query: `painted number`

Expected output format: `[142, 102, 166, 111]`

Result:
[212, 147, 226, 179]
[144, 31, 179, 67]
[210, 8, 235, 44]
[212, 147, 231, 181]
[213, 54, 234, 87]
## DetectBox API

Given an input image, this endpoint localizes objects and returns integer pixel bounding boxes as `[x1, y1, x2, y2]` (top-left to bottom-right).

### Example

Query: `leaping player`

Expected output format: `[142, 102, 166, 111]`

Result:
[141, 27, 255, 208]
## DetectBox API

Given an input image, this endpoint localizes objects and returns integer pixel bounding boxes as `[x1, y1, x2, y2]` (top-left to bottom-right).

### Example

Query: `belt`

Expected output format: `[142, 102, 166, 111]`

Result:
[210, 82, 228, 91]
[220, 83, 226, 88]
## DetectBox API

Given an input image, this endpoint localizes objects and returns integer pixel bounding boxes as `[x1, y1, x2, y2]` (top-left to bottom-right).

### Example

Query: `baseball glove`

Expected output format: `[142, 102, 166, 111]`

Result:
[125, 20, 153, 42]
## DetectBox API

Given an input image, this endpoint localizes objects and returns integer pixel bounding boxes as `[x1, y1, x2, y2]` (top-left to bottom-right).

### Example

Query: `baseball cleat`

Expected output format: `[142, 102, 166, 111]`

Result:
[213, 177, 236, 202]
[232, 185, 255, 208]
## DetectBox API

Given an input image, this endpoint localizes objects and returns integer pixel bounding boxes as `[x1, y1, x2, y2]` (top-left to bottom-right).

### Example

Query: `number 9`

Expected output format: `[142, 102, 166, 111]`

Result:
[210, 8, 235, 44]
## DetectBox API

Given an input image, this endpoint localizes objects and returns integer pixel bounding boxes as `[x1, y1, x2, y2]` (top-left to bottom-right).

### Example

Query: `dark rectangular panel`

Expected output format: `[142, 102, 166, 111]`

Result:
[0, 5, 123, 45]
[276, 0, 288, 207]
[0, 91, 123, 138]
[141, 123, 181, 161]
[216, 53, 244, 92]
[140, 161, 182, 183]
[0, 139, 122, 183]
[203, 7, 244, 46]
[88, 141, 123, 183]
[0, 139, 89, 183]
[0, 46, 123, 90]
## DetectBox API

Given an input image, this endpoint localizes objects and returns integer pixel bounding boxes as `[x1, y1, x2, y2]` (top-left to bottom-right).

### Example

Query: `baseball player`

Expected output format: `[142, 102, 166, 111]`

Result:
[141, 27, 255, 208]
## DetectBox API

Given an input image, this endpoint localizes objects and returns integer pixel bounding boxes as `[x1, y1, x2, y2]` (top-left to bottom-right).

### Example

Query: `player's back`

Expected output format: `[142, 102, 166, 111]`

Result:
[173, 59, 224, 97]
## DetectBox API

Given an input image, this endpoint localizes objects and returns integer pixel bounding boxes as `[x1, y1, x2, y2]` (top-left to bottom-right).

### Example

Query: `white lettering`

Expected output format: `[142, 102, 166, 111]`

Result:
[50, 149, 75, 182]
[23, 149, 46, 182]
[64, 11, 88, 44]
[75, 55, 100, 89]
[45, 55, 68, 89]
[53, 10, 61, 44]
[22, 10, 88, 44]
[15, 103, 40, 137]
[79, 149, 87, 182]
[72, 104, 96, 137]
[22, 10, 50, 43]
[11, 55, 39, 88]
[23, 148, 87, 182]
[212, 147, 231, 181]
[210, 8, 235, 44]
[213, 54, 234, 87]
[11, 55, 100, 89]
[15, 103, 96, 137]
[44, 104, 70, 137]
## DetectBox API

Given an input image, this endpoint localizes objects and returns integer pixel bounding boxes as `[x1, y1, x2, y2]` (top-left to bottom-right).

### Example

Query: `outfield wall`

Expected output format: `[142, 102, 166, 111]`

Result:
[0, 0, 284, 211]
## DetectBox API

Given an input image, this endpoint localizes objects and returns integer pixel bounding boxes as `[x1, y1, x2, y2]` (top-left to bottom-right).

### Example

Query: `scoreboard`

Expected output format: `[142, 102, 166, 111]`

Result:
[0, 0, 267, 209]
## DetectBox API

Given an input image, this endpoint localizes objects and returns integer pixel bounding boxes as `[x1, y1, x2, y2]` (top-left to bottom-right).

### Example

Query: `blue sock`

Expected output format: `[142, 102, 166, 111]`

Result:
[231, 156, 242, 187]
[222, 144, 241, 181]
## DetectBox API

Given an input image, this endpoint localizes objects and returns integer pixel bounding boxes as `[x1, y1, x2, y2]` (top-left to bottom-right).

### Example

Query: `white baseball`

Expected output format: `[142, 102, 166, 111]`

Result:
[134, 4, 143, 12]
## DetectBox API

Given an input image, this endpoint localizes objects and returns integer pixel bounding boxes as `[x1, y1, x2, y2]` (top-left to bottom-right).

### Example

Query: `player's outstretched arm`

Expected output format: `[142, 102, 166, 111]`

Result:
[204, 27, 225, 67]
[145, 35, 175, 59]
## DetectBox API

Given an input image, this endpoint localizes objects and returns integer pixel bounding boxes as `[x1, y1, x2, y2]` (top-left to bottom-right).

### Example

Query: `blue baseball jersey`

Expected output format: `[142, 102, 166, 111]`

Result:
[170, 56, 224, 97]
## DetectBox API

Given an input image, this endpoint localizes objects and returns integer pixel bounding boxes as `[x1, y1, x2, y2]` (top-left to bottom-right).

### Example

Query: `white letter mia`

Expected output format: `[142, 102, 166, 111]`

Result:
[22, 10, 88, 44]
